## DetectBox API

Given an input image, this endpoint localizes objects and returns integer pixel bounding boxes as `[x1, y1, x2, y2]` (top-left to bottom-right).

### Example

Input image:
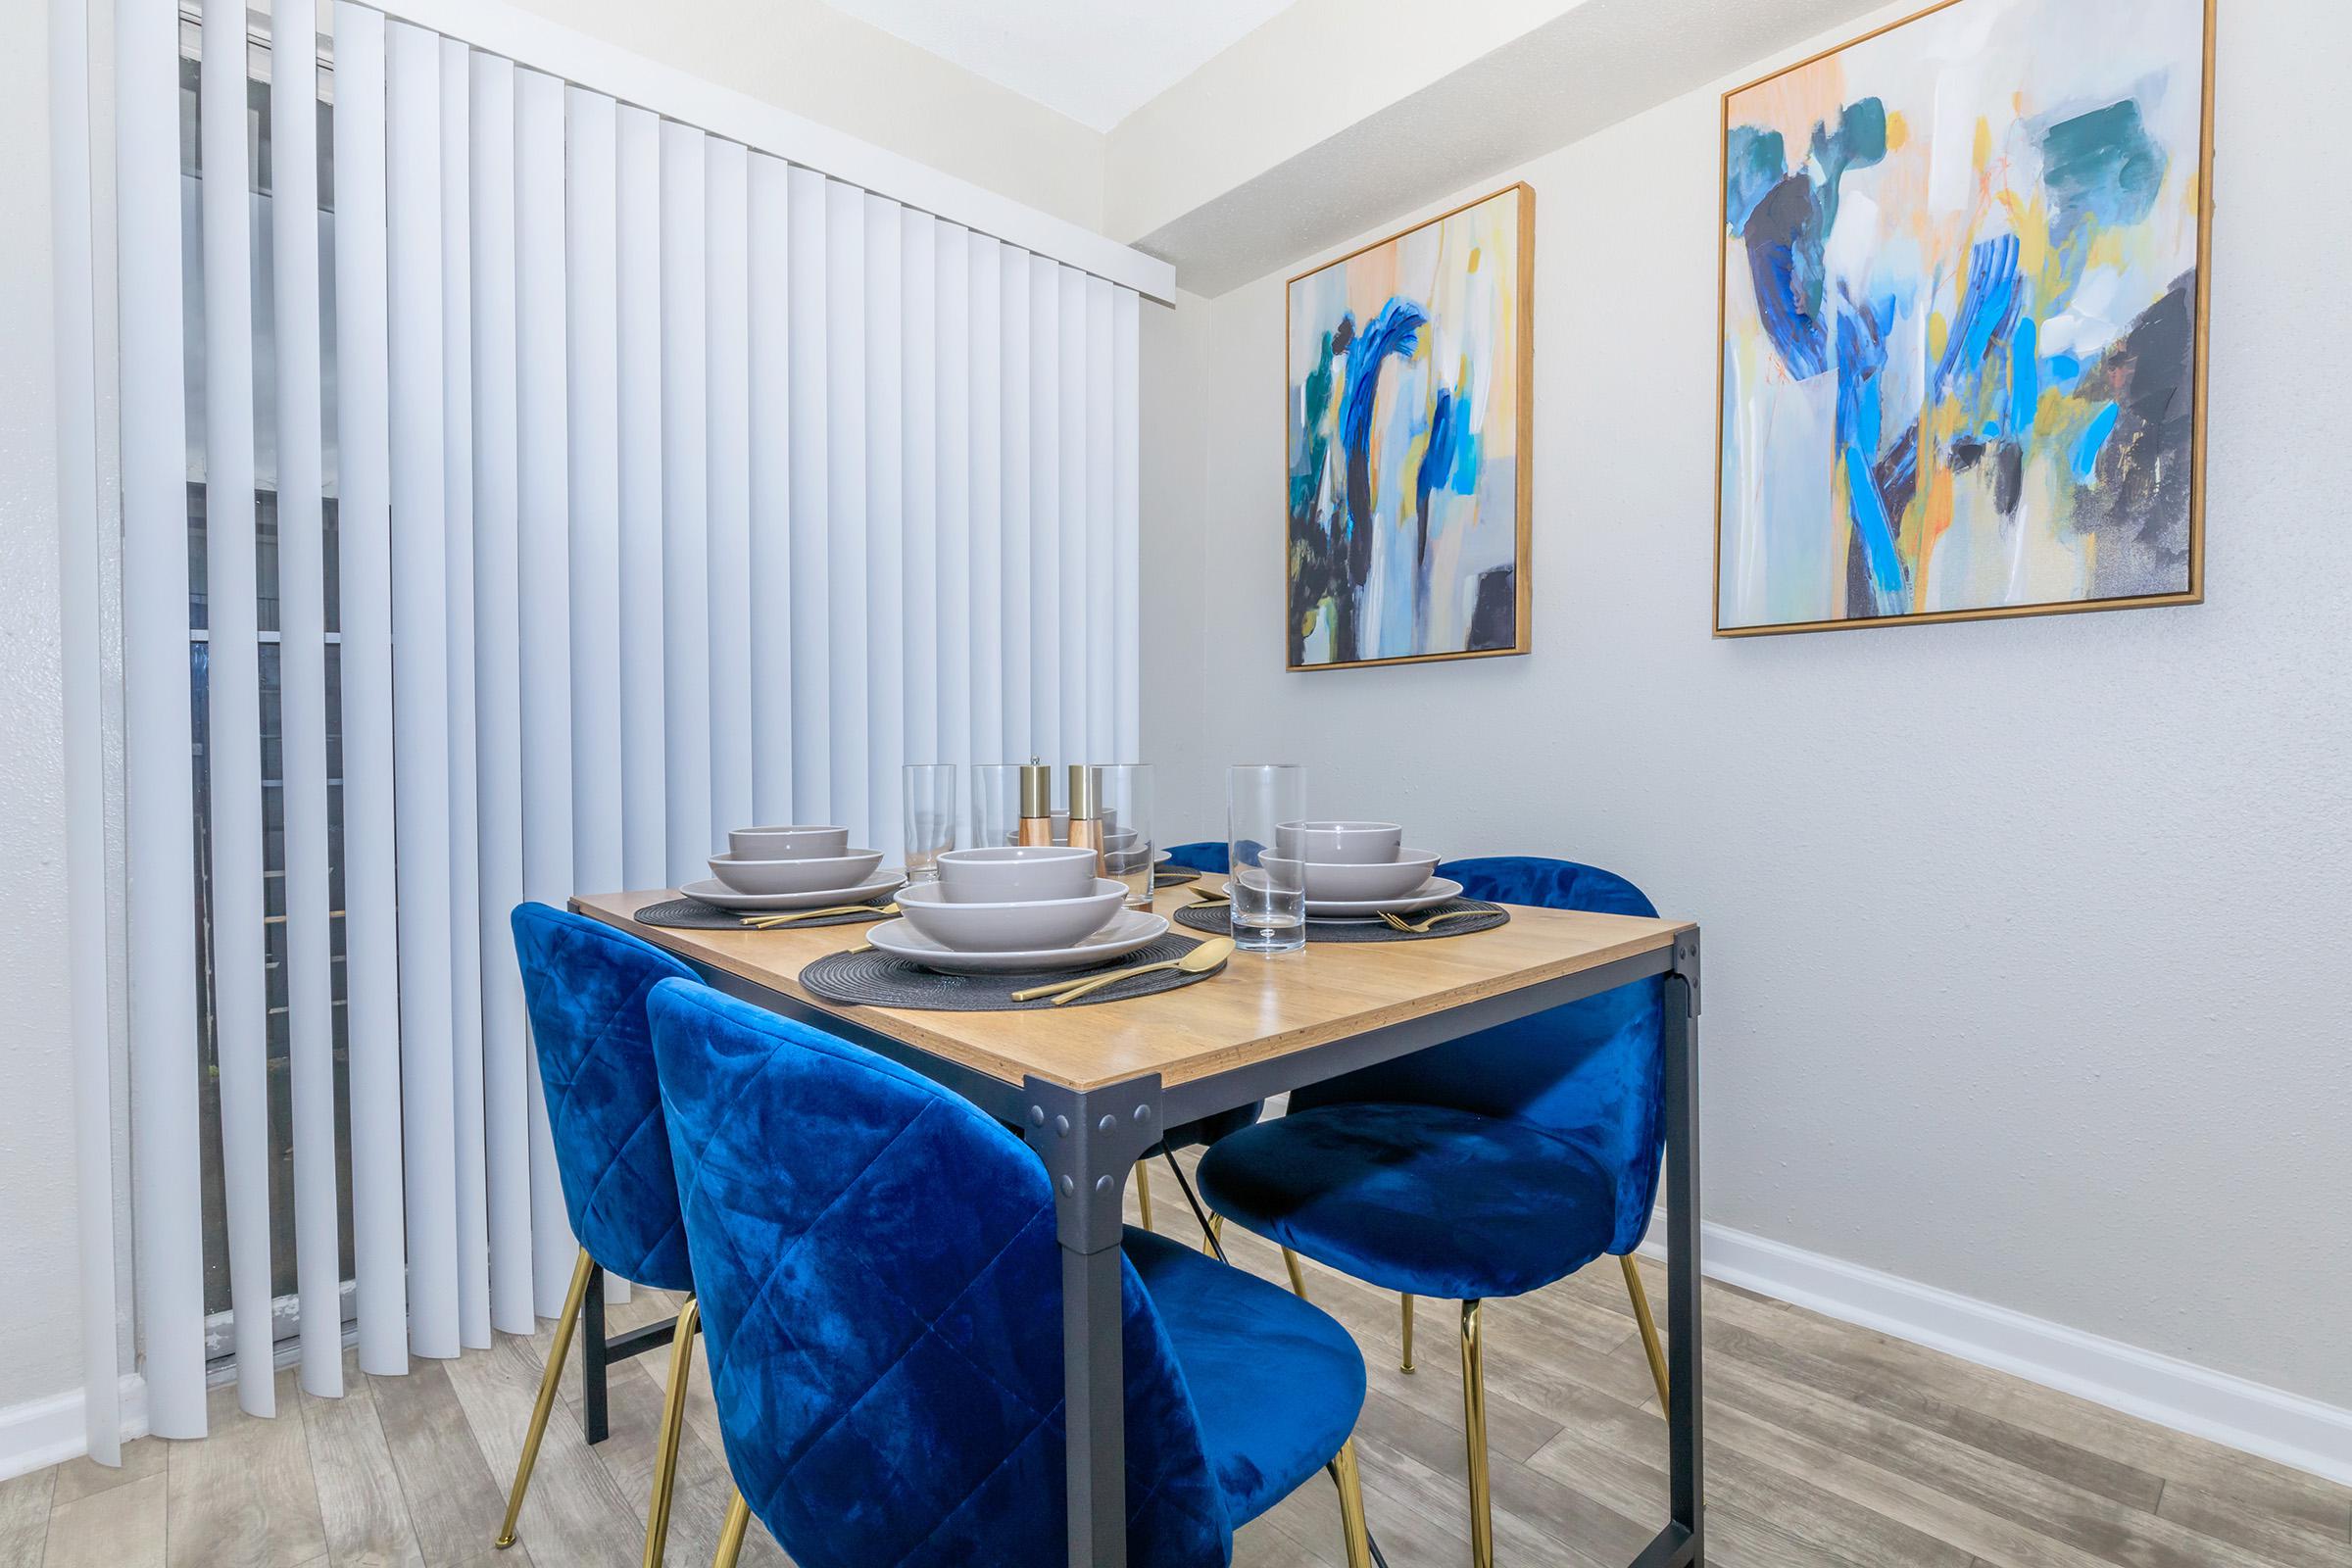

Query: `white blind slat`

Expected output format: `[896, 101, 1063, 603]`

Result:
[468, 48, 535, 1338]
[966, 238, 1004, 766]
[931, 223, 971, 786]
[747, 154, 794, 825]
[58, 0, 126, 1456]
[439, 34, 493, 1354]
[387, 19, 462, 1360]
[824, 179, 870, 847]
[331, 0, 412, 1379]
[566, 87, 623, 899]
[514, 65, 577, 1312]
[786, 166, 831, 823]
[660, 121, 712, 885]
[1085, 275, 1116, 759]
[998, 243, 1031, 760]
[1027, 257, 1061, 763]
[707, 141, 754, 846]
[864, 194, 906, 854]
[900, 213, 941, 779]
[615, 105, 666, 890]
[200, 0, 279, 1417]
[1056, 265, 1090, 763]
[1113, 289, 1143, 763]
[122, 0, 210, 1432]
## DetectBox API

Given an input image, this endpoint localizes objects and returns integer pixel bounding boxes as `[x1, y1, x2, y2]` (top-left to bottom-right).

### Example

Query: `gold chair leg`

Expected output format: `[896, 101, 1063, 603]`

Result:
[712, 1490, 750, 1568]
[1134, 1159, 1154, 1231]
[1460, 1299, 1494, 1568]
[641, 1298, 702, 1568]
[1620, 1253, 1671, 1415]
[1400, 1293, 1416, 1373]
[1201, 1212, 1223, 1255]
[1329, 1440, 1373, 1568]
[1281, 1246, 1310, 1299]
[495, 1247, 597, 1549]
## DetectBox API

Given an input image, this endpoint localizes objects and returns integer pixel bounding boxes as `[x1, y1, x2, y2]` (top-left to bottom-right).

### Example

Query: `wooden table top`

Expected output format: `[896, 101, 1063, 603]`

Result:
[569, 881, 1690, 1094]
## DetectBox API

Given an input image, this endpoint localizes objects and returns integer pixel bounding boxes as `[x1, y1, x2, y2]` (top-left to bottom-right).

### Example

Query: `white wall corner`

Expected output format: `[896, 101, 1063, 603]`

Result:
[1642, 1221, 2352, 1490]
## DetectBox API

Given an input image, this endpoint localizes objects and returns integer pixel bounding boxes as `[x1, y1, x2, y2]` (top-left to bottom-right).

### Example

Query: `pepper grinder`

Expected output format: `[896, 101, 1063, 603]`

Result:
[1066, 763, 1106, 874]
[1015, 760, 1056, 847]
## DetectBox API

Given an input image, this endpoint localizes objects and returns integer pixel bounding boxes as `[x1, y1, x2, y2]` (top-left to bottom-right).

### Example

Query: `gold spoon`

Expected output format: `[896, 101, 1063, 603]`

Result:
[1008, 936, 1236, 1005]
[741, 903, 898, 928]
[1379, 907, 1485, 935]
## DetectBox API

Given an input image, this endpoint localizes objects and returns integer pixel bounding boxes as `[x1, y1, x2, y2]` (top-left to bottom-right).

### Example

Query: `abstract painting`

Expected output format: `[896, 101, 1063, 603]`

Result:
[1287, 185, 1533, 670]
[1716, 0, 2212, 635]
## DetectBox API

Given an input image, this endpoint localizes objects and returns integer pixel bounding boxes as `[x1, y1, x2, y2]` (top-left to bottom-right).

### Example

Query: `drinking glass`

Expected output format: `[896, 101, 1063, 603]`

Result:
[971, 763, 1024, 850]
[1228, 763, 1306, 953]
[1093, 763, 1155, 909]
[903, 763, 957, 883]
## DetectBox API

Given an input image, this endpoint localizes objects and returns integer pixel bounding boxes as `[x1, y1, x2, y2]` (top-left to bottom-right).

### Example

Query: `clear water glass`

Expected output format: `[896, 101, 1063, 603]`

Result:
[1228, 763, 1306, 953]
[971, 762, 1023, 849]
[1095, 763, 1154, 909]
[903, 763, 956, 883]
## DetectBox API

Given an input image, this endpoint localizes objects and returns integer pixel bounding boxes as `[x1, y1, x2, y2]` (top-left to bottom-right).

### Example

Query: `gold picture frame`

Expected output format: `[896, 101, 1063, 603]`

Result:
[1712, 0, 2215, 637]
[1285, 183, 1536, 671]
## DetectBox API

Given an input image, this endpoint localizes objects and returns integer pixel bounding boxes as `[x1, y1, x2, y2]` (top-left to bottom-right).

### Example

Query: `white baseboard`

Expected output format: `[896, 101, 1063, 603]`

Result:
[0, 1375, 148, 1484]
[1642, 1219, 2352, 1489]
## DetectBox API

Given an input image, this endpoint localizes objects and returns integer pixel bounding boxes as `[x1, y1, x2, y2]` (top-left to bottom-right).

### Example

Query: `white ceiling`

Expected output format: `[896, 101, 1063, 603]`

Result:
[821, 0, 1298, 132]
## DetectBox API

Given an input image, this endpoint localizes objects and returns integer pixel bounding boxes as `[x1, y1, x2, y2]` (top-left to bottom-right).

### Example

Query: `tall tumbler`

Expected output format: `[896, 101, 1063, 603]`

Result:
[903, 763, 956, 884]
[1227, 762, 1307, 953]
[1094, 763, 1154, 909]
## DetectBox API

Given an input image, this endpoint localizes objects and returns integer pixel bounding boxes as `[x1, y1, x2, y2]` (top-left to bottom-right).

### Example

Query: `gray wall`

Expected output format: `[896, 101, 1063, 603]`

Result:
[1143, 0, 2352, 1407]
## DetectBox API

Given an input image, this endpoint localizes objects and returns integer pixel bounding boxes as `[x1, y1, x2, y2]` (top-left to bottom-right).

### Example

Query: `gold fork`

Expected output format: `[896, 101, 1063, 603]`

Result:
[1379, 907, 1486, 935]
[741, 903, 898, 929]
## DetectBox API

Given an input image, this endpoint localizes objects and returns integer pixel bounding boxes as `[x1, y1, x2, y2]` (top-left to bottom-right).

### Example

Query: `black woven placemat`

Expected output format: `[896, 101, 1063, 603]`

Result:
[1173, 898, 1509, 942]
[632, 894, 898, 931]
[1152, 867, 1200, 887]
[800, 931, 1225, 1010]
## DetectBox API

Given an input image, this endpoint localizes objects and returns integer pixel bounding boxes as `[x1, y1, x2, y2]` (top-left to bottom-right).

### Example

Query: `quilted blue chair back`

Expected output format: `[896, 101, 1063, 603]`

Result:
[510, 903, 699, 1291]
[1287, 857, 1667, 1255]
[1163, 841, 1230, 874]
[646, 979, 1233, 1568]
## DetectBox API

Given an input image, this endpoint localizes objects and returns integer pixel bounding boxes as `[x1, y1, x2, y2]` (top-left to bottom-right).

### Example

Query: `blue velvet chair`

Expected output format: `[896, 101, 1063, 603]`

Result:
[645, 977, 1377, 1568]
[1163, 840, 1230, 874]
[1196, 857, 1672, 1568]
[503, 903, 710, 1568]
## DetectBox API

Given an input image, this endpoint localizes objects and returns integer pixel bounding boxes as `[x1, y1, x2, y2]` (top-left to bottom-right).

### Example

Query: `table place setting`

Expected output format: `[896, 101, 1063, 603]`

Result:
[1189, 767, 1511, 947]
[799, 836, 1235, 1010]
[636, 823, 907, 930]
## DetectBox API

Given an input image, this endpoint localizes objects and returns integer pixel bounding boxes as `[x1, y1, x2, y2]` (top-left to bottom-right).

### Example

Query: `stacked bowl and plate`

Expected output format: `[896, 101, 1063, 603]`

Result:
[1264, 820, 1463, 922]
[680, 825, 905, 911]
[869, 846, 1172, 973]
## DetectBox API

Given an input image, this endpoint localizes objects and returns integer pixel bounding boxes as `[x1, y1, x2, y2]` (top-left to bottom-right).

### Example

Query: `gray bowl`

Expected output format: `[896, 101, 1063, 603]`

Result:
[1276, 820, 1403, 865]
[936, 845, 1100, 905]
[727, 823, 849, 860]
[897, 879, 1127, 951]
[708, 848, 884, 895]
[1299, 850, 1442, 902]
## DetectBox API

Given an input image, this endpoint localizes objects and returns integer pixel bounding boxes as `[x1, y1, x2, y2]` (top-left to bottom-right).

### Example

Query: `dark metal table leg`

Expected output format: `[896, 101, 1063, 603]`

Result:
[581, 1262, 610, 1445]
[1664, 933, 1704, 1563]
[1024, 1073, 1163, 1568]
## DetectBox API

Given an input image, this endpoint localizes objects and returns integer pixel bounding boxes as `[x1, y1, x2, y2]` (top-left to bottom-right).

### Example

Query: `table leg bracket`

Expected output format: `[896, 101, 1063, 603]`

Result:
[1023, 1074, 1165, 1252]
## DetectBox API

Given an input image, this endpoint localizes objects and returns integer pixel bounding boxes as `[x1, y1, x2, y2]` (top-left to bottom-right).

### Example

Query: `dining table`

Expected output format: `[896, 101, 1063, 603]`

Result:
[569, 877, 1708, 1568]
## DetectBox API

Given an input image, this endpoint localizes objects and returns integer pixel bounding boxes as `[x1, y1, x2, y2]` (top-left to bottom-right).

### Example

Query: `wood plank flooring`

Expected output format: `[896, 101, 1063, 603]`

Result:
[12, 1164, 2347, 1567]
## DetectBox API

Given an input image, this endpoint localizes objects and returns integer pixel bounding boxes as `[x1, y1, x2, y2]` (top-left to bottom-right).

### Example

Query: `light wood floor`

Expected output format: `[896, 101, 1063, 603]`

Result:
[7, 1171, 2347, 1568]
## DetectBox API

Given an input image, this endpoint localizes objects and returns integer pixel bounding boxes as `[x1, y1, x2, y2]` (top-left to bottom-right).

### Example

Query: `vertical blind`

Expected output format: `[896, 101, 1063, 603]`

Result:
[120, 0, 1143, 1435]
